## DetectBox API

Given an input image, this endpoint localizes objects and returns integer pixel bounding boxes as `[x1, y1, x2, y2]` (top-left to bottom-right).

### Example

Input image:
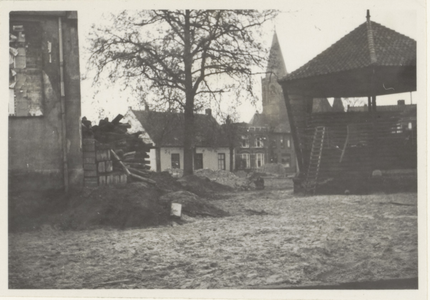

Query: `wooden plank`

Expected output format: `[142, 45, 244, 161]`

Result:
[106, 174, 114, 185]
[129, 172, 156, 185]
[128, 167, 150, 177]
[84, 177, 98, 187]
[99, 175, 106, 186]
[98, 161, 106, 173]
[110, 149, 131, 176]
[105, 161, 113, 172]
[120, 174, 128, 184]
[96, 150, 110, 161]
[83, 157, 96, 164]
[84, 170, 97, 177]
[83, 163, 97, 171]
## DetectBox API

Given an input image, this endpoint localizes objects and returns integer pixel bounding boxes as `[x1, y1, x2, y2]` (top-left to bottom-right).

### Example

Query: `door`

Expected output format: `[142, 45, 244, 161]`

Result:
[194, 153, 203, 170]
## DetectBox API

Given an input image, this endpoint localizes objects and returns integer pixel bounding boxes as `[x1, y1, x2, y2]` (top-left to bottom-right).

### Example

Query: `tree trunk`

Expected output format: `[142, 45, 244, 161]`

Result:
[229, 147, 234, 171]
[183, 10, 195, 176]
[156, 147, 161, 172]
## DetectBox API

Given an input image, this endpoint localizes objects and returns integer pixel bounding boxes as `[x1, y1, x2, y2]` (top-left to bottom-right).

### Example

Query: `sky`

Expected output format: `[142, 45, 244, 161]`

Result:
[2, 0, 425, 123]
[75, 3, 422, 123]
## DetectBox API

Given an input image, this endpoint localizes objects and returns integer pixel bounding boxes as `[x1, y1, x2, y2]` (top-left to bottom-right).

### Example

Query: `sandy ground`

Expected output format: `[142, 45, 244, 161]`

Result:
[9, 188, 417, 289]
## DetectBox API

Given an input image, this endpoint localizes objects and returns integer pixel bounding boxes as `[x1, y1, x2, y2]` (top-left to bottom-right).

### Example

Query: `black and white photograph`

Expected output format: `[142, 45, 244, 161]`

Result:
[2, 0, 427, 299]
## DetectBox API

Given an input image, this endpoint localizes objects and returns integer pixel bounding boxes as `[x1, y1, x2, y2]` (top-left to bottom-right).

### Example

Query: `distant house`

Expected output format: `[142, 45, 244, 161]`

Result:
[123, 108, 231, 174]
[234, 120, 269, 170]
[9, 11, 83, 192]
[348, 100, 417, 134]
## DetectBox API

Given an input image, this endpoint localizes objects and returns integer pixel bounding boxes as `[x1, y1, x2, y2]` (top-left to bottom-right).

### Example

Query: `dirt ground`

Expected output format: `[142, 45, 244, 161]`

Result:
[9, 184, 417, 289]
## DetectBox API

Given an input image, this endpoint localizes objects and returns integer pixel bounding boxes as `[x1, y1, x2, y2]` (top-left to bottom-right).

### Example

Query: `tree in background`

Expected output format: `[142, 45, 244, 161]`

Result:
[88, 10, 278, 175]
[222, 115, 241, 171]
[344, 97, 366, 109]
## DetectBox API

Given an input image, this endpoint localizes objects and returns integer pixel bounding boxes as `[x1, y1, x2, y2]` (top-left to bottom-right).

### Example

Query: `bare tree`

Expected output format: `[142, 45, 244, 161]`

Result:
[88, 10, 278, 175]
[344, 97, 366, 108]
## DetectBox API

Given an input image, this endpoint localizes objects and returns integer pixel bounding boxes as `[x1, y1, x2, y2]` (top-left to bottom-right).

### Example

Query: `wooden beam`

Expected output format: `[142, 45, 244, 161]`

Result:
[280, 88, 304, 173]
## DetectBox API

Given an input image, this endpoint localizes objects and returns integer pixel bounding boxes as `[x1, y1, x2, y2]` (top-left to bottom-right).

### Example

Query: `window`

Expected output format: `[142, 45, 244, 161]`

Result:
[287, 137, 291, 148]
[241, 153, 250, 169]
[256, 153, 265, 168]
[218, 153, 226, 170]
[255, 136, 264, 148]
[280, 137, 285, 148]
[392, 123, 403, 134]
[171, 153, 180, 169]
[281, 153, 291, 168]
[240, 135, 249, 148]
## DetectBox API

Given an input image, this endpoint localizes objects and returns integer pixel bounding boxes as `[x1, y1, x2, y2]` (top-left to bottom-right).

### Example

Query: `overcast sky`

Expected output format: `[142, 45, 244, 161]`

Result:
[76, 3, 421, 122]
[2, 0, 424, 123]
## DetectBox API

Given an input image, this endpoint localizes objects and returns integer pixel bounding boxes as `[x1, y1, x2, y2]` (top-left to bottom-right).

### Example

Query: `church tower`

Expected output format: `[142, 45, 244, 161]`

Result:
[261, 32, 288, 126]
[241, 31, 296, 174]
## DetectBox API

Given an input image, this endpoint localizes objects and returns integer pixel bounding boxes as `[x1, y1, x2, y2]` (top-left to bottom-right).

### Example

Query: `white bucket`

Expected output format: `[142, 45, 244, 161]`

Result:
[171, 203, 182, 217]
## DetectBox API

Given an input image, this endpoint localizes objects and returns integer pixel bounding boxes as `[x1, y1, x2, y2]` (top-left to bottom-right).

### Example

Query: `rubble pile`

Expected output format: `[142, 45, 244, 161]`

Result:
[177, 175, 233, 198]
[82, 115, 151, 171]
[194, 169, 255, 190]
[81, 115, 154, 187]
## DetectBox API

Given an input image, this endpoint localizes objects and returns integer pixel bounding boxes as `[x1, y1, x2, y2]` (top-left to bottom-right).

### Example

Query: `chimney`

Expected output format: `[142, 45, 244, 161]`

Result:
[205, 108, 212, 116]
[398, 100, 405, 106]
[145, 103, 150, 110]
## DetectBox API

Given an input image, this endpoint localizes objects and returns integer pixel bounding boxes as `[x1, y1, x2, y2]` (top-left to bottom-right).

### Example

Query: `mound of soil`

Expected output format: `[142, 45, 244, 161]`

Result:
[159, 191, 228, 218]
[177, 175, 233, 197]
[9, 172, 233, 232]
[194, 169, 254, 190]
[59, 183, 169, 230]
[9, 189, 69, 232]
[146, 171, 184, 193]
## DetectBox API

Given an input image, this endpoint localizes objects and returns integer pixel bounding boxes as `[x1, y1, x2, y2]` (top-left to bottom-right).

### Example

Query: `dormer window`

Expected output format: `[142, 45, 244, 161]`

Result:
[240, 135, 249, 148]
[255, 136, 264, 148]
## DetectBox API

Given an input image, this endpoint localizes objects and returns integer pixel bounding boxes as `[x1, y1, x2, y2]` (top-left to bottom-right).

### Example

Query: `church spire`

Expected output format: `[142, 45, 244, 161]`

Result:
[266, 31, 287, 77]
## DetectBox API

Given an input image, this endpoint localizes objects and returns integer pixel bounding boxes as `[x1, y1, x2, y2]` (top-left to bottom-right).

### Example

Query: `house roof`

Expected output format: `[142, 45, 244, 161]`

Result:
[279, 18, 416, 98]
[347, 104, 416, 113]
[249, 112, 291, 133]
[131, 110, 229, 147]
[249, 113, 269, 127]
[282, 21, 416, 81]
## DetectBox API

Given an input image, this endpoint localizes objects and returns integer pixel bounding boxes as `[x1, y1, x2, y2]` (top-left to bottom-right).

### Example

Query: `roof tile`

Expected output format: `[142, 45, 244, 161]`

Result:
[282, 21, 416, 82]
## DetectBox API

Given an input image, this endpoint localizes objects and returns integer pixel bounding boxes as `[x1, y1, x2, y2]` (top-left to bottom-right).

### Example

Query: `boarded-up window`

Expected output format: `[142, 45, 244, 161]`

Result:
[9, 21, 43, 117]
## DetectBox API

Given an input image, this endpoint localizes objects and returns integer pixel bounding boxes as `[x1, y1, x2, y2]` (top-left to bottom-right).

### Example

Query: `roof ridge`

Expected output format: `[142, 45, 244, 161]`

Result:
[366, 10, 378, 64]
[370, 20, 416, 42]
